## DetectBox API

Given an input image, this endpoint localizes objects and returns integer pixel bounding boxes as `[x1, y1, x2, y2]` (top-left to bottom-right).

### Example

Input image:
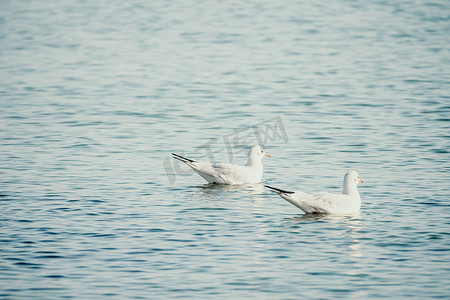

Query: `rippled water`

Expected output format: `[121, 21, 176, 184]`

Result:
[1, 0, 449, 299]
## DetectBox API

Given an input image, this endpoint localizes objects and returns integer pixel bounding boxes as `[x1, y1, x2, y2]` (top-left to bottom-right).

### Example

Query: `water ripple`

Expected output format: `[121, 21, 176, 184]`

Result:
[1, 0, 449, 299]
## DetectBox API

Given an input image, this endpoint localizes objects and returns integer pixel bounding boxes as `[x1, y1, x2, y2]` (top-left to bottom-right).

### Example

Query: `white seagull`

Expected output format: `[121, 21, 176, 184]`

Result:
[172, 145, 270, 185]
[266, 171, 363, 215]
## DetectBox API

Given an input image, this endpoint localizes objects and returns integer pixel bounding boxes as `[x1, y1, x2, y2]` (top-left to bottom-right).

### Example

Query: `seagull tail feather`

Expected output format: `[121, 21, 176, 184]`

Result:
[172, 153, 195, 164]
[265, 185, 295, 195]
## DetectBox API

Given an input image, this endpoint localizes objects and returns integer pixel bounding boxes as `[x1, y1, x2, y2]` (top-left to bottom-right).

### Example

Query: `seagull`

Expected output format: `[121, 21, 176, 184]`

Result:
[172, 145, 270, 185]
[266, 171, 363, 215]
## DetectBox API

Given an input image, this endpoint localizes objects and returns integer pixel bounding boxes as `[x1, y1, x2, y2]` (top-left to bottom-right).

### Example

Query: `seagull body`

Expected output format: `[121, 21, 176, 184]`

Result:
[172, 145, 269, 185]
[266, 171, 363, 215]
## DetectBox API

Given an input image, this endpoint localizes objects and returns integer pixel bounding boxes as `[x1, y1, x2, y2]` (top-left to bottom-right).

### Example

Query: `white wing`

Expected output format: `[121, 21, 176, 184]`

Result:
[280, 191, 358, 215]
[190, 162, 252, 184]
[172, 153, 260, 184]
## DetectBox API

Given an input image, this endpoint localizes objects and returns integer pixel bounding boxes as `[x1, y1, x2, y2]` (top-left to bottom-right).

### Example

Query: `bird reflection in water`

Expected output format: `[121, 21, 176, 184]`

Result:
[285, 213, 365, 260]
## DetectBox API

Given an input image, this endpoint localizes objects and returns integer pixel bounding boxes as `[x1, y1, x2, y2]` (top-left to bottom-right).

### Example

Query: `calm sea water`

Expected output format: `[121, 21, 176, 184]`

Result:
[1, 0, 449, 299]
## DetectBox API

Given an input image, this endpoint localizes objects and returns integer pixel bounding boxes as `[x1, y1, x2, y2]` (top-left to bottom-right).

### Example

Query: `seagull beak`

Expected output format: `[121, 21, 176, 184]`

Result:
[264, 153, 270, 157]
[359, 179, 364, 183]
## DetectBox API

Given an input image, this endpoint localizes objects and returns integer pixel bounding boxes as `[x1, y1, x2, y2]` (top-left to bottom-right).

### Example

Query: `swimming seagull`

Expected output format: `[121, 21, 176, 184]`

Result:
[172, 145, 270, 185]
[266, 171, 363, 215]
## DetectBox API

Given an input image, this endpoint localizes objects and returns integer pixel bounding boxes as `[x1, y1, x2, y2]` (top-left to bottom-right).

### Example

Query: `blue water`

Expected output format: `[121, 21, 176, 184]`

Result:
[1, 0, 449, 299]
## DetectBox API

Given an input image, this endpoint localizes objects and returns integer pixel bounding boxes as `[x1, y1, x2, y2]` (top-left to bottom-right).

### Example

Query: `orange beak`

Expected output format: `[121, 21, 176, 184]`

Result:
[264, 153, 270, 157]
[359, 179, 364, 183]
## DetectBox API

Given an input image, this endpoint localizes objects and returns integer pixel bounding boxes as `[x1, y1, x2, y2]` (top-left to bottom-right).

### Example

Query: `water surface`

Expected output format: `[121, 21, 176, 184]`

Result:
[1, 0, 449, 299]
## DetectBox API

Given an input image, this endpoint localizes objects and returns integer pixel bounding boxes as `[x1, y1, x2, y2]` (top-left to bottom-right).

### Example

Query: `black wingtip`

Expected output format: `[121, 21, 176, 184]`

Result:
[265, 185, 295, 194]
[172, 153, 195, 163]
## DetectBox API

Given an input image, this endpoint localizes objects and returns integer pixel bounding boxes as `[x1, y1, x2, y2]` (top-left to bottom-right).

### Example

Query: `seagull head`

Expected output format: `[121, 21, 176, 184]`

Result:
[345, 170, 364, 184]
[249, 145, 270, 160]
